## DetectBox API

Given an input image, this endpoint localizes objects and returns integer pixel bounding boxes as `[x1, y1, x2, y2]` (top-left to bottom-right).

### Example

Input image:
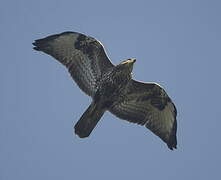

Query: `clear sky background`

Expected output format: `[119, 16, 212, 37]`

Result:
[1, 0, 221, 179]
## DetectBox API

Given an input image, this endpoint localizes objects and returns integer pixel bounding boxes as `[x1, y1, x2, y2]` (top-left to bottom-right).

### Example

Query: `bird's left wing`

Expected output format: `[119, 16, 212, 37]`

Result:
[109, 80, 177, 150]
[33, 32, 114, 97]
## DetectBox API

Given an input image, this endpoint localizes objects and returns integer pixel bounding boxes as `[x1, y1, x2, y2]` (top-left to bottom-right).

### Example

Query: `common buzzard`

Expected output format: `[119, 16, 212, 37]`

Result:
[33, 32, 177, 150]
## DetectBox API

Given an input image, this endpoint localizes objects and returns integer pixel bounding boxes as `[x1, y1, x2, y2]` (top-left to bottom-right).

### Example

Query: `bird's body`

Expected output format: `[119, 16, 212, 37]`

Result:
[76, 59, 135, 138]
[95, 60, 133, 107]
[33, 32, 177, 150]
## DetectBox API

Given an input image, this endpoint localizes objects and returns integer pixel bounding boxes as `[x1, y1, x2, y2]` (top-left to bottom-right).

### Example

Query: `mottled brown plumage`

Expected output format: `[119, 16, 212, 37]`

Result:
[33, 31, 177, 150]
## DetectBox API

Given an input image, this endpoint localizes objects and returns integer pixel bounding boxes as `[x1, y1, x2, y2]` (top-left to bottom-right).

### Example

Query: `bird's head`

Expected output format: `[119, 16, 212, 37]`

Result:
[116, 58, 136, 73]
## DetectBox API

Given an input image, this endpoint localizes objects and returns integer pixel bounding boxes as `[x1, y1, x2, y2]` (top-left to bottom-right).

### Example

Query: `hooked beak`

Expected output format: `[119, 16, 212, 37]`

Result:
[122, 58, 136, 65]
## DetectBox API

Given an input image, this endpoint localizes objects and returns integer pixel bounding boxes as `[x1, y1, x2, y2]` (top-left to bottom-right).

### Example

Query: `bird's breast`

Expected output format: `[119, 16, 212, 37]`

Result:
[96, 74, 130, 104]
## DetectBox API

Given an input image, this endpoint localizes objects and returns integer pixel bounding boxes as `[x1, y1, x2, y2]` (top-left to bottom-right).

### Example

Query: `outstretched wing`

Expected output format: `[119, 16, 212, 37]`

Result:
[109, 80, 177, 150]
[33, 32, 114, 97]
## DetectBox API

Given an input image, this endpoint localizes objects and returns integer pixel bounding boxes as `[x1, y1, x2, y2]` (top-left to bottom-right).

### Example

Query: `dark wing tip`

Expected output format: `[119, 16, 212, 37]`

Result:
[32, 31, 76, 52]
[32, 36, 57, 53]
[32, 41, 41, 51]
[167, 137, 177, 150]
[167, 117, 177, 150]
[32, 38, 49, 52]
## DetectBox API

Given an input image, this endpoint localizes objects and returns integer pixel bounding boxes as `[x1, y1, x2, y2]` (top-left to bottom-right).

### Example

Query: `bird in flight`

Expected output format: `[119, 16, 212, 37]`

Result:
[33, 32, 177, 150]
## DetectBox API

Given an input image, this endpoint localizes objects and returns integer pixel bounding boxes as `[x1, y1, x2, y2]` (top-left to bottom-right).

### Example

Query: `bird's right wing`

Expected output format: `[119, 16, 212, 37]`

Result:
[109, 80, 177, 150]
[33, 32, 114, 97]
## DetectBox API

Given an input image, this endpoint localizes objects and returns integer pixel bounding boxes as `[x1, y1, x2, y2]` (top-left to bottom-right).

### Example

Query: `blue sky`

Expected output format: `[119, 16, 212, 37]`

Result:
[1, 0, 221, 179]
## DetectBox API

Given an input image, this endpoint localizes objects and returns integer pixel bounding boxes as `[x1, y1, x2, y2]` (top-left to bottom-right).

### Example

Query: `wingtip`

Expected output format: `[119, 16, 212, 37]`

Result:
[167, 137, 177, 150]
[32, 42, 40, 51]
[32, 40, 41, 51]
[32, 38, 50, 52]
[168, 144, 177, 150]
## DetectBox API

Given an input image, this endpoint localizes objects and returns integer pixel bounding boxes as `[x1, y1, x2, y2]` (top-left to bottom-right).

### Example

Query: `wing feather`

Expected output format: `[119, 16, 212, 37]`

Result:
[110, 80, 177, 150]
[33, 32, 114, 97]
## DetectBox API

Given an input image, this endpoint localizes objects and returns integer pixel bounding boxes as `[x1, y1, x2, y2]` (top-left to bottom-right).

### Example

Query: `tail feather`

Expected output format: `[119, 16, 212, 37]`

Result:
[74, 103, 105, 138]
